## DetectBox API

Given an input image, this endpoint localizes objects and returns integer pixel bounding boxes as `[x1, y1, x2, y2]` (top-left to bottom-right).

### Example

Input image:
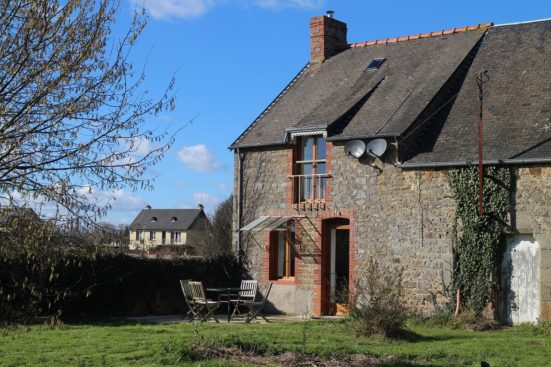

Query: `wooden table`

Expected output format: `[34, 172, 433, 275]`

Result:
[206, 287, 241, 322]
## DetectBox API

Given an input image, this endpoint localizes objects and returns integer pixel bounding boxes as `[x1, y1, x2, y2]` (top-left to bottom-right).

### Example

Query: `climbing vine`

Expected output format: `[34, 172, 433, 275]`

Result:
[446, 166, 513, 314]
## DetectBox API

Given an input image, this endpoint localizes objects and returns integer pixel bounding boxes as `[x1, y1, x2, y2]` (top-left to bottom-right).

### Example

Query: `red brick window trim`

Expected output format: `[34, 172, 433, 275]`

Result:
[269, 222, 296, 281]
[292, 136, 328, 203]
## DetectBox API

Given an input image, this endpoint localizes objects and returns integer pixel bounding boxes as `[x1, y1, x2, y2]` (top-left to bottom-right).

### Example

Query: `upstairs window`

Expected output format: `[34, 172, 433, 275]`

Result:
[150, 231, 156, 241]
[295, 136, 326, 202]
[136, 230, 143, 241]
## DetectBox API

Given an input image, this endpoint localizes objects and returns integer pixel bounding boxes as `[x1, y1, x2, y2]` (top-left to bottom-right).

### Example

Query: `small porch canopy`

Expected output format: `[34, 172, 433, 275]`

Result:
[240, 215, 305, 232]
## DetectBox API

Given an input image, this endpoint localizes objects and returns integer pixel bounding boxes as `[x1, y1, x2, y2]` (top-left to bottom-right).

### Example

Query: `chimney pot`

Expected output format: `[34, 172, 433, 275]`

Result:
[326, 10, 334, 18]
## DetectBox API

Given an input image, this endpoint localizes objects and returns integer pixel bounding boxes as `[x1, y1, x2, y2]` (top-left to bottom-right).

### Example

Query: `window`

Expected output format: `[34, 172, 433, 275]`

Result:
[364, 58, 386, 72]
[270, 223, 295, 279]
[295, 136, 326, 202]
[150, 231, 156, 241]
[136, 230, 143, 241]
[170, 217, 177, 222]
[171, 231, 181, 244]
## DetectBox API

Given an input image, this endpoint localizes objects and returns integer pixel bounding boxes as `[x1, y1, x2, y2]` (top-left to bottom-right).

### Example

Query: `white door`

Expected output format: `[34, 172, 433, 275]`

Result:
[501, 234, 540, 324]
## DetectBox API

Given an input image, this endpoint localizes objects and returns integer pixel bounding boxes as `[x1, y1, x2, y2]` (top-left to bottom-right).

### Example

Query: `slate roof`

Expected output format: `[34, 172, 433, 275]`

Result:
[403, 19, 551, 166]
[129, 209, 204, 231]
[230, 24, 488, 148]
[231, 19, 551, 166]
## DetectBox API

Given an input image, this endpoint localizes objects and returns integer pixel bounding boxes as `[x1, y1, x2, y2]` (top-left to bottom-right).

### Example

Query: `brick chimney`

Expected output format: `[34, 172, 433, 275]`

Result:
[310, 11, 348, 64]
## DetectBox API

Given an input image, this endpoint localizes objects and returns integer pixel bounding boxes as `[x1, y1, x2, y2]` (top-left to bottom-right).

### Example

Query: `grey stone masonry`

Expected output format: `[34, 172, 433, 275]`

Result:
[233, 144, 551, 318]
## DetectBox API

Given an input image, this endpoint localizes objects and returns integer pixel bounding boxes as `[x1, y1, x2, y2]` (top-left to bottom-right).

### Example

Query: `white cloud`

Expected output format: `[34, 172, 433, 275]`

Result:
[3, 186, 145, 225]
[80, 186, 147, 224]
[131, 0, 215, 20]
[217, 182, 229, 191]
[77, 186, 145, 211]
[177, 144, 225, 172]
[121, 136, 156, 156]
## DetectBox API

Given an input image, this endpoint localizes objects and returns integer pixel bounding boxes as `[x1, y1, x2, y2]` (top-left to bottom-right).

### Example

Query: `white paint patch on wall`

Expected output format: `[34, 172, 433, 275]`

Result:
[501, 234, 540, 324]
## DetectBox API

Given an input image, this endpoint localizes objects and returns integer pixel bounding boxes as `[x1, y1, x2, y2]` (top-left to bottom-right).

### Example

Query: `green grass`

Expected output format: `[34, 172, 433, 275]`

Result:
[0, 319, 550, 366]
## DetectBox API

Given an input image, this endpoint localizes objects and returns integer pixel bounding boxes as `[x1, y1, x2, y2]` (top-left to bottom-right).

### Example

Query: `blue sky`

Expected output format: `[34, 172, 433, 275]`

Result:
[103, 0, 550, 224]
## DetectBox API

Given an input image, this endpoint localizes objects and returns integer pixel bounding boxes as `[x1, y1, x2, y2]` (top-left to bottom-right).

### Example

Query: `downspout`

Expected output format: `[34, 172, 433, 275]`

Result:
[236, 148, 245, 259]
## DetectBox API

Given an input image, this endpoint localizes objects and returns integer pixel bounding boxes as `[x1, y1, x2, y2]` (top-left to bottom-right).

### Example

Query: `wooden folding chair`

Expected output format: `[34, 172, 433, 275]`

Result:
[180, 279, 199, 322]
[188, 281, 221, 323]
[230, 280, 258, 319]
[242, 282, 272, 323]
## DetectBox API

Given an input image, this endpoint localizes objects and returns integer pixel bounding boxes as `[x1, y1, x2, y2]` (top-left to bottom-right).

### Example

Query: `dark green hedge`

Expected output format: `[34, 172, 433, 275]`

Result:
[0, 254, 244, 322]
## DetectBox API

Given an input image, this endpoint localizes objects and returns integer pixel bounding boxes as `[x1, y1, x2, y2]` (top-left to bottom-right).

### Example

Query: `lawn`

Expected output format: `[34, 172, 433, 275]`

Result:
[0, 319, 550, 366]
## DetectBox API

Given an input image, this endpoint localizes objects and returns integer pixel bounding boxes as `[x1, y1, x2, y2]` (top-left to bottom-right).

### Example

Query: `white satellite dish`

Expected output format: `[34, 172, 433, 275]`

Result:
[344, 140, 366, 158]
[366, 139, 387, 158]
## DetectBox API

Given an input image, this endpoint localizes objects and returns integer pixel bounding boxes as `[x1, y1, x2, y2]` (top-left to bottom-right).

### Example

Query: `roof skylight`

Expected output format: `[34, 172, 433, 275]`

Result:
[365, 58, 386, 72]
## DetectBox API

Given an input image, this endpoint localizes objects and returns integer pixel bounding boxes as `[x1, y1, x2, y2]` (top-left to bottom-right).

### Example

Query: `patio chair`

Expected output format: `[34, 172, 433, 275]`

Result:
[188, 281, 221, 323]
[229, 280, 258, 319]
[180, 279, 200, 322]
[241, 282, 272, 323]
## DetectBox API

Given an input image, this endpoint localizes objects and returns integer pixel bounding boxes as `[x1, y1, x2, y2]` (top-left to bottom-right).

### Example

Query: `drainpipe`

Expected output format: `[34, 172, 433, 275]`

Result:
[236, 148, 245, 259]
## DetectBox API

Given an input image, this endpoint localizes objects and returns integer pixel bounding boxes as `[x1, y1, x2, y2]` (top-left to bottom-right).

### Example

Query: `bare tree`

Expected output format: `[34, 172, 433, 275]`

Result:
[212, 195, 233, 253]
[188, 196, 233, 258]
[0, 0, 177, 222]
[0, 0, 179, 323]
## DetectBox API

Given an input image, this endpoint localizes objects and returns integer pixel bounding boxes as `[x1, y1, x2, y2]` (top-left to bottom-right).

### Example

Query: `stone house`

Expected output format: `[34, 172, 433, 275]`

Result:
[230, 13, 551, 323]
[129, 205, 209, 253]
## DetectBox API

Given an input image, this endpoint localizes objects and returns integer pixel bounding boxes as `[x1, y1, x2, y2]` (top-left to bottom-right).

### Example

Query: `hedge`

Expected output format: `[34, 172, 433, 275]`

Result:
[0, 253, 244, 322]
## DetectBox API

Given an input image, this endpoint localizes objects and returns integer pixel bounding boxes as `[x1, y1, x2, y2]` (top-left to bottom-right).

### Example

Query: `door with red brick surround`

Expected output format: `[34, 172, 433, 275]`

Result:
[321, 218, 350, 315]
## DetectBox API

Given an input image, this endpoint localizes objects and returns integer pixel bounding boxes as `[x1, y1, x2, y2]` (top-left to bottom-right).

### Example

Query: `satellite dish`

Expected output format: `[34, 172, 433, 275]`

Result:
[366, 139, 387, 158]
[344, 140, 366, 158]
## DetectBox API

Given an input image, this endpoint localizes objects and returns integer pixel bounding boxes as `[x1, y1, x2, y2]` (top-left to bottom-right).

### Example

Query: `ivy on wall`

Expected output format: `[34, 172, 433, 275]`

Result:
[446, 166, 513, 314]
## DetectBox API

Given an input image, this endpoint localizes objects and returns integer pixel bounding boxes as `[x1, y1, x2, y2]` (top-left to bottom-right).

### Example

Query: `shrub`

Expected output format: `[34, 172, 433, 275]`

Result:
[451, 309, 498, 331]
[514, 320, 551, 335]
[408, 310, 454, 328]
[349, 259, 406, 338]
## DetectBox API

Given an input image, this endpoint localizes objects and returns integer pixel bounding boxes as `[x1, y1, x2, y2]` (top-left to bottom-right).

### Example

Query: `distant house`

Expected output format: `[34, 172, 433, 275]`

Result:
[231, 13, 551, 323]
[128, 205, 209, 253]
[0, 207, 41, 232]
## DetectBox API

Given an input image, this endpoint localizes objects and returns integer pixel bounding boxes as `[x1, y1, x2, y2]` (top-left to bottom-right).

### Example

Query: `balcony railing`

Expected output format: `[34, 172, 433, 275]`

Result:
[288, 173, 331, 210]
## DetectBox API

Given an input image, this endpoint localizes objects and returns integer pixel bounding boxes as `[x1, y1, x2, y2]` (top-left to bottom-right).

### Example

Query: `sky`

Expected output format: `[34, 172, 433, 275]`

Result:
[102, 0, 550, 224]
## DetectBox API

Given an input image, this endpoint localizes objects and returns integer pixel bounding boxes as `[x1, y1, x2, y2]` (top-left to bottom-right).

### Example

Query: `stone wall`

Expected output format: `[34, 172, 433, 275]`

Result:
[233, 144, 551, 318]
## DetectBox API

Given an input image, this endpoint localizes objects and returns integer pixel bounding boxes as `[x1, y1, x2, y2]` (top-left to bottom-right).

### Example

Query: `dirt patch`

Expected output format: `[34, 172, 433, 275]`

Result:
[192, 347, 399, 366]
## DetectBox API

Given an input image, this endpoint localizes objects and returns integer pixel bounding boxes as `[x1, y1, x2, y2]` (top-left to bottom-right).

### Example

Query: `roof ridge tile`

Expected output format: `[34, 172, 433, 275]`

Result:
[348, 22, 493, 48]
